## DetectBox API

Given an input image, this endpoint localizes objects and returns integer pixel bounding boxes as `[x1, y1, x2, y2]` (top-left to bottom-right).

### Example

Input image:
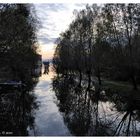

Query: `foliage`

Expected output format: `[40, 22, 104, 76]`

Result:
[53, 4, 140, 90]
[0, 4, 40, 83]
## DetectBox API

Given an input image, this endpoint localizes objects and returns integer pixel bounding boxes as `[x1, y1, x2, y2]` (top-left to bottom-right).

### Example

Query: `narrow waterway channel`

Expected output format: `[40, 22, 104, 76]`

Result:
[28, 65, 71, 136]
[1, 63, 140, 136]
[26, 64, 140, 136]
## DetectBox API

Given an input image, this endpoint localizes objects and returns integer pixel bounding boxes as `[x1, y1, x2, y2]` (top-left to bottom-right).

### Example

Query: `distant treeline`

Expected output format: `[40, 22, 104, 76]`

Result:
[53, 4, 140, 90]
[0, 4, 40, 83]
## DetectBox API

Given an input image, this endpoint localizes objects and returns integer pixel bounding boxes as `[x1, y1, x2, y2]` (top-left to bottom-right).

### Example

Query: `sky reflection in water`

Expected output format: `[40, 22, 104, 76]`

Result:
[29, 66, 70, 136]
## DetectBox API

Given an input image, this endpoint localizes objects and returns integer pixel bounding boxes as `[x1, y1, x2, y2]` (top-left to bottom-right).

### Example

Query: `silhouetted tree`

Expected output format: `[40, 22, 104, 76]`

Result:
[0, 4, 39, 83]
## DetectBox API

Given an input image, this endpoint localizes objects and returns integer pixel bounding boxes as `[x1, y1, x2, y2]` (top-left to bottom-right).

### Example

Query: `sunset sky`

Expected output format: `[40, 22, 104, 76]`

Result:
[35, 3, 86, 60]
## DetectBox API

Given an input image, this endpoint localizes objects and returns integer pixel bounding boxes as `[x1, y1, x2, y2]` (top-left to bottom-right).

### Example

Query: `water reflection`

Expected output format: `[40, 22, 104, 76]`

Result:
[1, 65, 140, 136]
[43, 62, 49, 74]
[28, 65, 70, 136]
[0, 76, 39, 136]
[52, 74, 140, 136]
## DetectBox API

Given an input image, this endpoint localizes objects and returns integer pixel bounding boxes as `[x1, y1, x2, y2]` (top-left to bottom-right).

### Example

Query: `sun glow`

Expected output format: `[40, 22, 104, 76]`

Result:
[35, 3, 86, 61]
[40, 43, 56, 60]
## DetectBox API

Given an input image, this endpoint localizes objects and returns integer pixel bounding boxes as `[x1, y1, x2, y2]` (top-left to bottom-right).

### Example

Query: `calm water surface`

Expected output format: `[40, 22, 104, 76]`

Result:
[26, 65, 140, 136]
[1, 64, 140, 136]
[28, 66, 71, 136]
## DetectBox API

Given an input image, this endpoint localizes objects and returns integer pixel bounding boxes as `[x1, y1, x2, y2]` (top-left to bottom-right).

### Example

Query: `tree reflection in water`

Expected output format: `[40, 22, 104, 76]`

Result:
[52, 74, 140, 136]
[0, 77, 39, 136]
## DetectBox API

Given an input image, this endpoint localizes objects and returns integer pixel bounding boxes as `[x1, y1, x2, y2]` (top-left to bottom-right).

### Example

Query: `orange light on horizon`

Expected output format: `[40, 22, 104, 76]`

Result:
[39, 43, 56, 60]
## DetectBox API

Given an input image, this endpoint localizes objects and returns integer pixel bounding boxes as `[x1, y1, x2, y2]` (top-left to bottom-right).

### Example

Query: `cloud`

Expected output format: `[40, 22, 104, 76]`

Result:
[34, 3, 86, 60]
[38, 37, 57, 44]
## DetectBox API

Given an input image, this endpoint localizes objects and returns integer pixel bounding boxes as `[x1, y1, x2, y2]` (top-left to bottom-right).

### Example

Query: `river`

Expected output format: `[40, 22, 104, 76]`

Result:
[27, 64, 140, 136]
[1, 64, 140, 136]
[28, 65, 71, 136]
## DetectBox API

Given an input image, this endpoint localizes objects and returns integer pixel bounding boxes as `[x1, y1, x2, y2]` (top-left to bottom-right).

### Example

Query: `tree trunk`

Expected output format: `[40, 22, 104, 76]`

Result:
[130, 65, 138, 90]
[87, 71, 91, 90]
[85, 71, 91, 104]
[97, 70, 101, 86]
[79, 69, 82, 87]
[131, 74, 137, 90]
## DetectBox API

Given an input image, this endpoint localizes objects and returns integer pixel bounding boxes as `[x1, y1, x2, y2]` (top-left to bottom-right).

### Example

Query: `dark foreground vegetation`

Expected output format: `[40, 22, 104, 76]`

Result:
[53, 3, 140, 136]
[0, 4, 41, 136]
[53, 3, 140, 90]
[0, 4, 41, 84]
[0, 78, 39, 136]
